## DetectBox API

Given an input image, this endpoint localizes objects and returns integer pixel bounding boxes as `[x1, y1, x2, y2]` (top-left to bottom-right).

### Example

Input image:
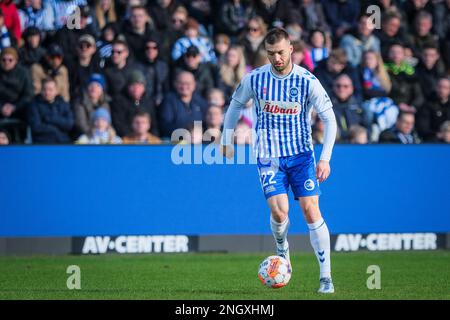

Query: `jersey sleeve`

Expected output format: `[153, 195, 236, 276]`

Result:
[307, 76, 333, 114]
[220, 74, 254, 146]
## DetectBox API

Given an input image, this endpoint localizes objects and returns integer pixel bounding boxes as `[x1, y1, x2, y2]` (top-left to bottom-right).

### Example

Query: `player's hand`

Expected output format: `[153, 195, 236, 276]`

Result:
[220, 144, 234, 159]
[316, 160, 331, 183]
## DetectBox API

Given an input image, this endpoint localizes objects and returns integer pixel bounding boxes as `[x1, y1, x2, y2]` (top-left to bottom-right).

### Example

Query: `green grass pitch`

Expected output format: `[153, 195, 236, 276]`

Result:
[0, 251, 449, 299]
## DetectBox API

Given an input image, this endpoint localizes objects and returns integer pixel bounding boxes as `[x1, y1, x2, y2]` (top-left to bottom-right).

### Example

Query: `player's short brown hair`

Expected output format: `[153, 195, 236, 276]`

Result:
[264, 28, 290, 47]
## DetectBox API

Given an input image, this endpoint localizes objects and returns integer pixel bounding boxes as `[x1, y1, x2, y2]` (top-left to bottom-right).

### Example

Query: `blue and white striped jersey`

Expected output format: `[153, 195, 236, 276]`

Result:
[231, 64, 333, 158]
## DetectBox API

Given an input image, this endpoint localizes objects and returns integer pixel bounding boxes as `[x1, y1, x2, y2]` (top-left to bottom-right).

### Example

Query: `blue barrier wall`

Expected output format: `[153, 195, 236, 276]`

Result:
[1, 145, 449, 236]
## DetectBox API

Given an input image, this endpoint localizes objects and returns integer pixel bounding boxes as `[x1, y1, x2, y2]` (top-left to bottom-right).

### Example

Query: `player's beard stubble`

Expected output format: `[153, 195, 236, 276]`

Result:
[272, 55, 292, 74]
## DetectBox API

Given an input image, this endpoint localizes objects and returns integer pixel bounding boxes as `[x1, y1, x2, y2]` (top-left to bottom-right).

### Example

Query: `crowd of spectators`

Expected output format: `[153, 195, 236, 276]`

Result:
[0, 0, 449, 146]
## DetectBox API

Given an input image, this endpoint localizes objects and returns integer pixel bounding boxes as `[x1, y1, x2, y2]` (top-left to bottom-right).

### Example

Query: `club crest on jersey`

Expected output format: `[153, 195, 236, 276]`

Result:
[289, 87, 299, 98]
[262, 100, 300, 115]
[262, 87, 267, 95]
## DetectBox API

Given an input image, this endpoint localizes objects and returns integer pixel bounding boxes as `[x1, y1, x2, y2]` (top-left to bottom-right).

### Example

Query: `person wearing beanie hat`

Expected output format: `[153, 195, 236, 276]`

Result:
[91, 107, 111, 124]
[0, 45, 34, 121]
[88, 73, 106, 91]
[76, 107, 122, 144]
[111, 69, 159, 138]
[127, 69, 146, 86]
[73, 73, 112, 135]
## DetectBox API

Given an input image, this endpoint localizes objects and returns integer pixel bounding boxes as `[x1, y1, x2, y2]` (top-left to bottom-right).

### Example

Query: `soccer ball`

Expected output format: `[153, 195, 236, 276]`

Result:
[258, 255, 292, 288]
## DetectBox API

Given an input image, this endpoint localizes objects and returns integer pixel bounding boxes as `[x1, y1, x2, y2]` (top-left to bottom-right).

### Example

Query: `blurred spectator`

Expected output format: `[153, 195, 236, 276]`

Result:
[123, 5, 159, 63]
[50, 0, 87, 30]
[436, 120, 450, 143]
[331, 74, 367, 141]
[252, 45, 270, 68]
[363, 97, 399, 142]
[238, 16, 267, 68]
[219, 45, 247, 100]
[0, 0, 22, 43]
[31, 43, 70, 102]
[96, 22, 118, 68]
[171, 17, 216, 63]
[291, 0, 329, 39]
[158, 5, 188, 62]
[185, 121, 204, 144]
[0, 7, 12, 50]
[415, 44, 446, 99]
[66, 34, 101, 99]
[218, 0, 253, 37]
[360, 50, 392, 99]
[234, 119, 252, 144]
[377, 10, 411, 60]
[340, 14, 381, 68]
[385, 42, 424, 113]
[19, 26, 46, 67]
[76, 107, 121, 144]
[181, 0, 212, 27]
[174, 45, 216, 98]
[312, 117, 324, 144]
[433, 0, 450, 40]
[103, 37, 143, 97]
[111, 70, 159, 137]
[18, 0, 55, 33]
[159, 71, 208, 138]
[239, 99, 254, 128]
[93, 0, 117, 31]
[142, 37, 169, 107]
[28, 77, 74, 143]
[207, 88, 226, 111]
[169, 5, 188, 33]
[348, 125, 369, 144]
[203, 104, 223, 143]
[313, 48, 362, 101]
[402, 0, 435, 32]
[214, 33, 230, 65]
[291, 40, 313, 71]
[0, 128, 9, 144]
[252, 0, 296, 27]
[416, 77, 450, 141]
[147, 0, 179, 32]
[322, 0, 360, 39]
[73, 73, 111, 135]
[0, 47, 34, 121]
[285, 22, 302, 42]
[52, 5, 96, 66]
[408, 10, 439, 55]
[379, 111, 420, 144]
[308, 29, 329, 68]
[122, 110, 161, 144]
